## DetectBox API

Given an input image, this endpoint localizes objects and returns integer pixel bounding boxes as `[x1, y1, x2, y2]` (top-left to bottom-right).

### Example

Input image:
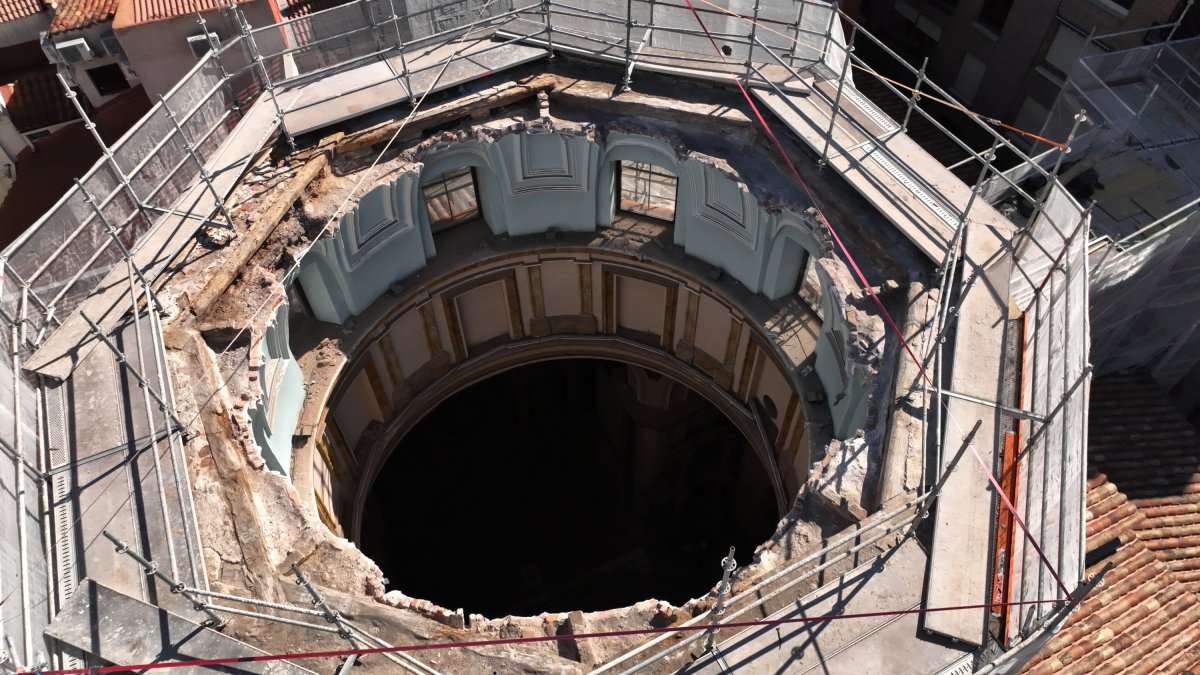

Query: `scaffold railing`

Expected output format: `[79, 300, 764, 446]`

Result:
[0, 1, 1097, 671]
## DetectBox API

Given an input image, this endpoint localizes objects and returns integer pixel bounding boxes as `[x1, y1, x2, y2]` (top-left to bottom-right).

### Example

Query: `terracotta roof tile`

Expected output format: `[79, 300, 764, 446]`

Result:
[47, 0, 118, 33]
[0, 85, 150, 247]
[1090, 371, 1200, 593]
[0, 0, 41, 23]
[1, 66, 84, 132]
[1025, 371, 1200, 674]
[117, 0, 253, 27]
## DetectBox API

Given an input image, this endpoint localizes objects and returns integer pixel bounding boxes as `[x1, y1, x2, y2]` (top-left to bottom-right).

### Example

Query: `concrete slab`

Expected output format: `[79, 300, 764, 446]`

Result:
[46, 579, 316, 674]
[681, 538, 969, 674]
[53, 314, 206, 617]
[752, 73, 1015, 265]
[282, 36, 547, 136]
[922, 220, 1012, 646]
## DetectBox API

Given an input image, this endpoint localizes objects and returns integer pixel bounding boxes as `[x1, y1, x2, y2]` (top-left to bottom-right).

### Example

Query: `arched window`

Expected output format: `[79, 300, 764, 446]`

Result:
[422, 166, 480, 233]
[618, 161, 678, 223]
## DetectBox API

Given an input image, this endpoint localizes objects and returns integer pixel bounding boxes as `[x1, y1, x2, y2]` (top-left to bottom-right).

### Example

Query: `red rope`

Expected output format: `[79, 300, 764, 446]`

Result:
[28, 598, 1066, 674]
[677, 0, 1071, 599]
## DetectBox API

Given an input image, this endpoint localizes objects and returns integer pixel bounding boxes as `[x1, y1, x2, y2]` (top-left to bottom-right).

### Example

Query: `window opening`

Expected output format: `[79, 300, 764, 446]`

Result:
[619, 161, 678, 223]
[979, 0, 1014, 32]
[86, 63, 131, 96]
[797, 253, 825, 320]
[422, 166, 480, 233]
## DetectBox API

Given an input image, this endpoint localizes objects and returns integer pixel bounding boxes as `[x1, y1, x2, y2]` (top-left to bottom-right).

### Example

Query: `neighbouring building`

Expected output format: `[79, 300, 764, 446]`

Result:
[111, 0, 285, 101]
[857, 0, 1194, 142]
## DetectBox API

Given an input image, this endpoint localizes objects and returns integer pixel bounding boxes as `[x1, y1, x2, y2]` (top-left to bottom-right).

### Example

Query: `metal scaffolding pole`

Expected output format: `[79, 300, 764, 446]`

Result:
[229, 0, 296, 150]
[703, 547, 737, 653]
[387, 0, 418, 100]
[55, 74, 148, 214]
[819, 25, 855, 167]
[1022, 112, 1088, 243]
[9, 288, 33, 667]
[196, 13, 232, 83]
[122, 259, 182, 582]
[159, 96, 236, 229]
[103, 531, 226, 627]
[621, 0, 634, 89]
[743, 0, 762, 80]
[543, 0, 555, 57]
[78, 313, 188, 433]
[901, 57, 927, 133]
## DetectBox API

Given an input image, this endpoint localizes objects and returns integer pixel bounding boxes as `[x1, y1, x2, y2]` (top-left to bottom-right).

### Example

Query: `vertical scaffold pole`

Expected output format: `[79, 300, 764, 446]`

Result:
[703, 547, 737, 653]
[543, 0, 555, 58]
[819, 25, 856, 168]
[387, 0, 417, 101]
[360, 0, 384, 52]
[196, 12, 232, 83]
[902, 57, 927, 133]
[76, 178, 182, 583]
[622, 0, 634, 90]
[159, 95, 237, 229]
[744, 0, 762, 81]
[56, 73, 150, 218]
[787, 0, 806, 64]
[229, 0, 295, 150]
[12, 286, 33, 666]
[1024, 111, 1087, 239]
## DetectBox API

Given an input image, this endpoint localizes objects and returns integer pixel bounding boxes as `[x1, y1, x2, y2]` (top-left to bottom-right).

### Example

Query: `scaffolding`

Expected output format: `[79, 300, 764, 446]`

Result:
[1036, 30, 1200, 386]
[0, 0, 1097, 671]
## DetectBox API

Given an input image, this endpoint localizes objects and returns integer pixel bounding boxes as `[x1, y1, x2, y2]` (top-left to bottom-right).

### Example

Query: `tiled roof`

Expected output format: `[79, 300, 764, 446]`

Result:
[1024, 371, 1200, 674]
[1089, 371, 1200, 592]
[46, 0, 118, 33]
[116, 0, 252, 27]
[0, 86, 150, 247]
[1, 66, 84, 133]
[0, 0, 41, 23]
[1024, 473, 1200, 674]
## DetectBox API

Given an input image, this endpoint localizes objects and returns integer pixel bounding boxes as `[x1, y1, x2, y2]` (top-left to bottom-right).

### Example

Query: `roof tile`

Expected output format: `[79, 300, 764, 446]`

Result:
[1026, 371, 1200, 674]
[0, 0, 41, 23]
[47, 0, 119, 33]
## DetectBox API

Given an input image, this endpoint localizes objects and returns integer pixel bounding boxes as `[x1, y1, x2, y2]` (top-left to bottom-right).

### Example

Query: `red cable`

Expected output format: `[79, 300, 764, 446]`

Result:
[677, 0, 1071, 598]
[28, 597, 1066, 674]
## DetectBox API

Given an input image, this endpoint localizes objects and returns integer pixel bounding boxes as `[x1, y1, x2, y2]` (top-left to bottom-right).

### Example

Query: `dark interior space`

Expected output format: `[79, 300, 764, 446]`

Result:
[359, 358, 779, 617]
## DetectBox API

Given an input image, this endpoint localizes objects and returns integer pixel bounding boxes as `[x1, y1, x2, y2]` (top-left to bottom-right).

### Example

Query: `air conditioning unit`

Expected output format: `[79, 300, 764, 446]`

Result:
[187, 32, 219, 60]
[54, 38, 94, 64]
[39, 32, 61, 64]
[99, 30, 127, 61]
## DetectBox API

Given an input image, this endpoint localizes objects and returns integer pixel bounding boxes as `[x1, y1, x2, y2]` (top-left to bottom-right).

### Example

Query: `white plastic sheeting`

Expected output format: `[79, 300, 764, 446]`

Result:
[1089, 203, 1200, 386]
[1009, 182, 1090, 638]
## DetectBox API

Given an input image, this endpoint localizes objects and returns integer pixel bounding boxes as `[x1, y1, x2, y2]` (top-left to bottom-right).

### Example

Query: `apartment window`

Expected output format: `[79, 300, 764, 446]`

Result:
[1045, 23, 1103, 78]
[979, 0, 1014, 33]
[86, 63, 130, 96]
[618, 161, 678, 223]
[954, 54, 987, 102]
[422, 166, 480, 233]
